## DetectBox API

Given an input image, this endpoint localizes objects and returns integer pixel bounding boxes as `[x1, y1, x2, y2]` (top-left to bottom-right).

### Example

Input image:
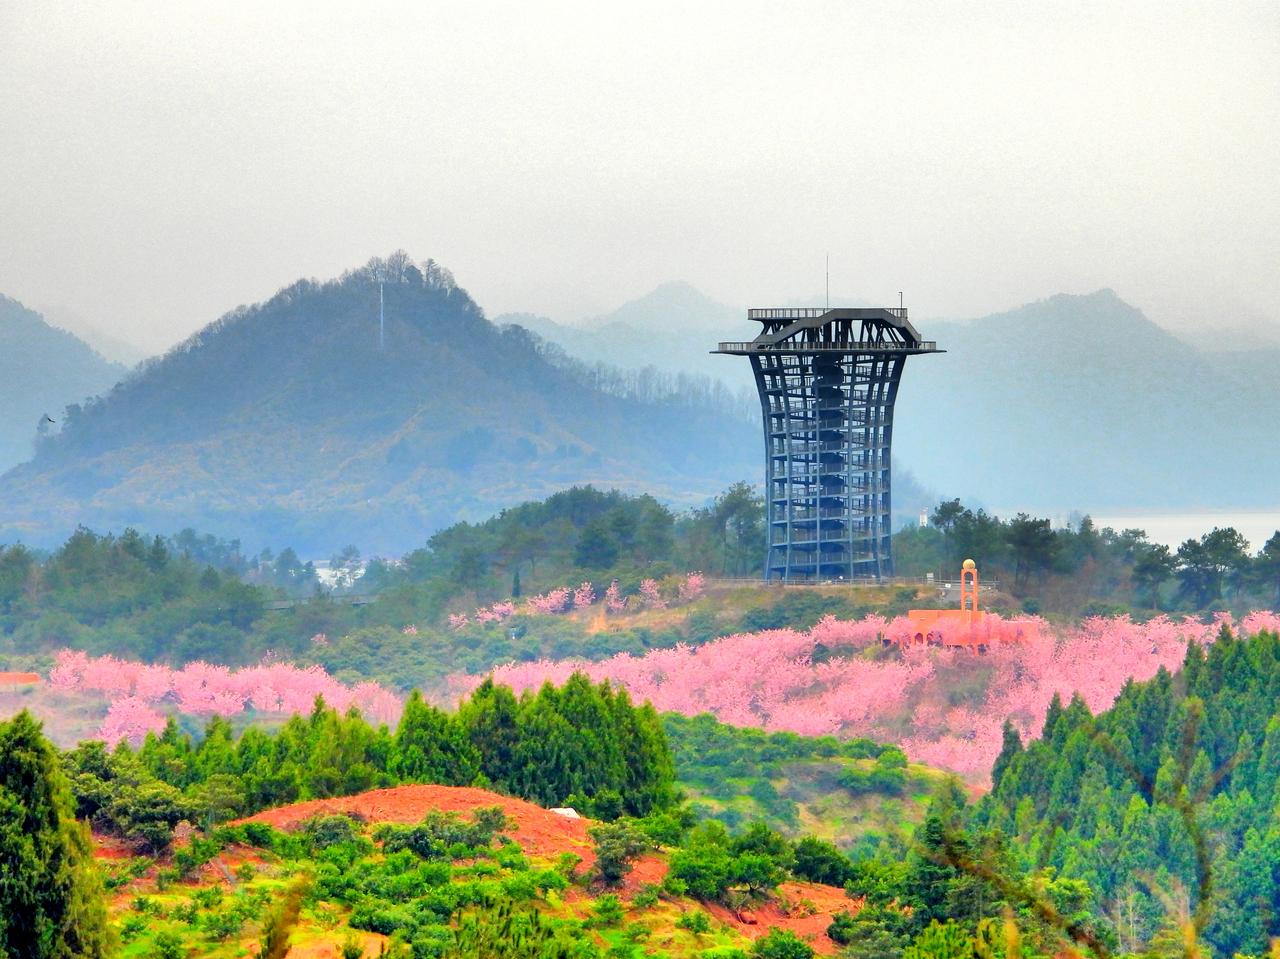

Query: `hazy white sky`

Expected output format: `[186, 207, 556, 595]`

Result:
[1, 1, 1277, 352]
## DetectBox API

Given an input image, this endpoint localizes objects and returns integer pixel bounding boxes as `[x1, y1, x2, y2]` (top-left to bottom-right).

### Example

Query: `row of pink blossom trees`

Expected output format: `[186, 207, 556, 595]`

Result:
[448, 609, 1280, 780]
[447, 573, 706, 629]
[48, 650, 402, 746]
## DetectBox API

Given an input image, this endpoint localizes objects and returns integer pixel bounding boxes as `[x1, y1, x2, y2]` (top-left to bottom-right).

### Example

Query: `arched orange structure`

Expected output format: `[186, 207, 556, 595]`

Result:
[902, 560, 1014, 654]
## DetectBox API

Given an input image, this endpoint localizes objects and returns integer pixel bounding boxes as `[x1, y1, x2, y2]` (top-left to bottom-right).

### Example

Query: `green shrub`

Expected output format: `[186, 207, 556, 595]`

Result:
[533, 868, 569, 894]
[590, 894, 625, 928]
[348, 904, 415, 936]
[632, 884, 660, 908]
[660, 876, 688, 897]
[119, 915, 148, 941]
[152, 931, 185, 959]
[202, 908, 244, 941]
[589, 819, 652, 886]
[501, 871, 539, 901]
[677, 910, 711, 934]
[192, 886, 223, 909]
[903, 921, 973, 959]
[375, 808, 510, 861]
[750, 929, 814, 959]
[827, 911, 857, 945]
[303, 814, 366, 850]
[791, 837, 851, 887]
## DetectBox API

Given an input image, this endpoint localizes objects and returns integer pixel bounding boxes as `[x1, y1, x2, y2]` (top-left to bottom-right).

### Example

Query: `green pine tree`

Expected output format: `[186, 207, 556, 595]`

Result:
[0, 711, 112, 958]
[391, 691, 480, 785]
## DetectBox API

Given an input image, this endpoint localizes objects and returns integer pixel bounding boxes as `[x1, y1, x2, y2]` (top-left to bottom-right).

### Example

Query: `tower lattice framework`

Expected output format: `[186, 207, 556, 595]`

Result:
[715, 307, 941, 582]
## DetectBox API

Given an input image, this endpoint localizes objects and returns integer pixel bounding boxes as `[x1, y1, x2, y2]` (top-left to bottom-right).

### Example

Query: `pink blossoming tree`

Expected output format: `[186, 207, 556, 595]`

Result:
[573, 582, 597, 609]
[527, 587, 572, 615]
[638, 579, 666, 609]
[605, 581, 627, 613]
[678, 572, 706, 603]
[448, 609, 1275, 781]
[48, 650, 402, 744]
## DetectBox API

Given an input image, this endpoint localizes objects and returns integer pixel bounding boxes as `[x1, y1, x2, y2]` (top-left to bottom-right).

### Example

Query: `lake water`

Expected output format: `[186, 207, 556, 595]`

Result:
[1088, 510, 1280, 551]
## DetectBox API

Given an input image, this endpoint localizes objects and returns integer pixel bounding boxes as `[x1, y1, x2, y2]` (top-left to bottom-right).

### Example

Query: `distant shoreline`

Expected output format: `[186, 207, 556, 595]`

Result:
[1086, 509, 1280, 551]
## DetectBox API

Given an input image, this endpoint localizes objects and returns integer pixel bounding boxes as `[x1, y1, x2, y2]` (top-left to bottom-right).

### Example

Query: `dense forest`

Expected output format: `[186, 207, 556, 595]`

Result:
[978, 626, 1280, 956]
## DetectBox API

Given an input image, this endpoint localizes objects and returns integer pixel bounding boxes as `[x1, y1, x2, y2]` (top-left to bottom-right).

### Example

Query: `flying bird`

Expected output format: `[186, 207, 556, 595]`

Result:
[43, 414, 55, 424]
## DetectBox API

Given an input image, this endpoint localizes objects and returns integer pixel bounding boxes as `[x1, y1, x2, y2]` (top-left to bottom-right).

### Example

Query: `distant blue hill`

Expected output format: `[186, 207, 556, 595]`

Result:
[511, 283, 1280, 516]
[893, 290, 1280, 513]
[0, 295, 125, 473]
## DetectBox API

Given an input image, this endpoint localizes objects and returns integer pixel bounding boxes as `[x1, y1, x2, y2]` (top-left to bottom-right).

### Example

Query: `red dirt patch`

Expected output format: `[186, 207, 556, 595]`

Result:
[705, 882, 862, 956]
[623, 852, 667, 892]
[235, 784, 597, 866]
[0, 672, 39, 684]
[92, 834, 136, 861]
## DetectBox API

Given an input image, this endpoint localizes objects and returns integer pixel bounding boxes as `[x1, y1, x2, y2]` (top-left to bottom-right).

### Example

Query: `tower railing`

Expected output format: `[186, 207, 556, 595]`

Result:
[718, 340, 937, 353]
[746, 306, 912, 321]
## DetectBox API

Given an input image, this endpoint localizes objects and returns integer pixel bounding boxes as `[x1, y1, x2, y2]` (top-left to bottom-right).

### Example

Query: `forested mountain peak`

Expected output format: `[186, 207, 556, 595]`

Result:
[0, 254, 758, 554]
[0, 294, 125, 473]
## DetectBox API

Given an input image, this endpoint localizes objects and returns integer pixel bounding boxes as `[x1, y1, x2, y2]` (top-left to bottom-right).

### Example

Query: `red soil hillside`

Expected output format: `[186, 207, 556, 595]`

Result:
[235, 784, 860, 954]
[236, 784, 598, 865]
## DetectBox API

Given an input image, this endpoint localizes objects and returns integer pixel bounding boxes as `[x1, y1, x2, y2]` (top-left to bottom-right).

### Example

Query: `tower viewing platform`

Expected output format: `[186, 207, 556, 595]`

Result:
[715, 305, 941, 583]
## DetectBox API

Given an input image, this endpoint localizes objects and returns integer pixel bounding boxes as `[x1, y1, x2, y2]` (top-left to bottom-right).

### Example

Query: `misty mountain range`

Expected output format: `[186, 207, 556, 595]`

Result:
[498, 281, 756, 391]
[509, 282, 1280, 516]
[0, 258, 769, 554]
[0, 261, 1276, 554]
[0, 295, 125, 474]
[894, 291, 1280, 511]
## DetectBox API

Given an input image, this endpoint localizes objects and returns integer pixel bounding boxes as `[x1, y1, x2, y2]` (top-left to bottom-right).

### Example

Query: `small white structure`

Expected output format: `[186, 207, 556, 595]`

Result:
[550, 807, 581, 819]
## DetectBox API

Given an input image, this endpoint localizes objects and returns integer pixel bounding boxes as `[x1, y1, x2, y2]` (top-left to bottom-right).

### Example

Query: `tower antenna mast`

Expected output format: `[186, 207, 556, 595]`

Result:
[825, 254, 829, 311]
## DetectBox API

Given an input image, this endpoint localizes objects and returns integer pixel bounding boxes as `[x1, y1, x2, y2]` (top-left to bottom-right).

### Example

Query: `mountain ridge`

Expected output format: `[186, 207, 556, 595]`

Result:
[894, 288, 1280, 511]
[0, 294, 126, 473]
[0, 255, 761, 554]
[507, 282, 1280, 514]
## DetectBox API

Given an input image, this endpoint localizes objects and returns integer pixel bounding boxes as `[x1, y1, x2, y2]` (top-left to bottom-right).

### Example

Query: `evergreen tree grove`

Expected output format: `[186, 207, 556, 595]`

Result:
[0, 710, 111, 959]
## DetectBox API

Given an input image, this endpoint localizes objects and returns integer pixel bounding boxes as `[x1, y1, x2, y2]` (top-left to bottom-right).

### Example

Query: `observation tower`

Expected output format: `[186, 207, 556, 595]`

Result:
[715, 306, 941, 582]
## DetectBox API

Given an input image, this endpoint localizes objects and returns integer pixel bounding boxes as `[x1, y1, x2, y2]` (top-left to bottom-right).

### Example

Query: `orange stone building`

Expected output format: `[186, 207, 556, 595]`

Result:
[902, 559, 1010, 653]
